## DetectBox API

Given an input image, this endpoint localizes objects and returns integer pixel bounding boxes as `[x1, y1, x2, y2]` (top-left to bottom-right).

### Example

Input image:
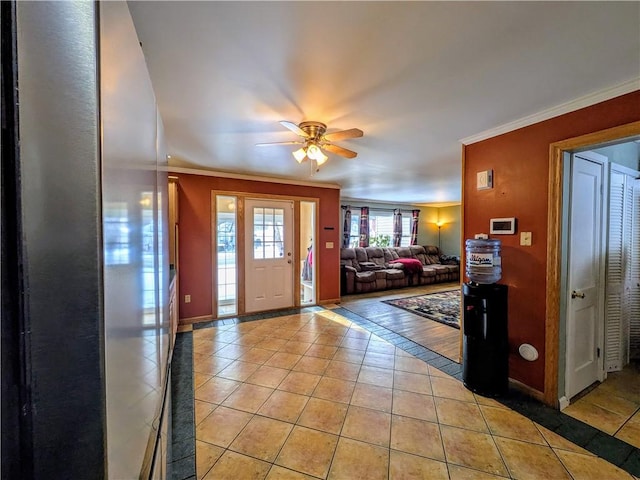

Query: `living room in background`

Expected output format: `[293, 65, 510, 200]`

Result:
[215, 195, 237, 316]
[300, 200, 316, 305]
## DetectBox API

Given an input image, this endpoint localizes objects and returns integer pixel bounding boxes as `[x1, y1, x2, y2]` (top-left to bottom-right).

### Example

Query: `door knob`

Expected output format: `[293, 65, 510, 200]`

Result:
[571, 290, 585, 299]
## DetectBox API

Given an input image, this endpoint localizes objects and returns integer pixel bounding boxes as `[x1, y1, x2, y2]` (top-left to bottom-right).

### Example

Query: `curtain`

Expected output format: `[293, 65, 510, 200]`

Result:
[359, 206, 369, 247]
[393, 209, 402, 247]
[341, 205, 351, 248]
[410, 209, 420, 245]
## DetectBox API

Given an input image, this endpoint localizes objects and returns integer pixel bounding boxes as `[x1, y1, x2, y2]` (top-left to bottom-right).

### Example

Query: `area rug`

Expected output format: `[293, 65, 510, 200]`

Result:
[383, 289, 460, 329]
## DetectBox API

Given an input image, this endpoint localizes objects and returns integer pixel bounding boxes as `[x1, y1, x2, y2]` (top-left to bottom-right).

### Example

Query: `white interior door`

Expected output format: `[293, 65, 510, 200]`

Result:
[244, 199, 294, 313]
[566, 154, 605, 399]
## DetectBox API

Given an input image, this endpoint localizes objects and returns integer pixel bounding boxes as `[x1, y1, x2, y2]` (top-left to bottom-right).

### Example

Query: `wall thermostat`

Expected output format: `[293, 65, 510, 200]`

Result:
[490, 217, 516, 234]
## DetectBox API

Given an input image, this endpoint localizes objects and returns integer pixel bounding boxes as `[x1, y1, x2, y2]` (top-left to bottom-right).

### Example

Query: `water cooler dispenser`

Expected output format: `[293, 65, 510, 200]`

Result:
[462, 239, 509, 396]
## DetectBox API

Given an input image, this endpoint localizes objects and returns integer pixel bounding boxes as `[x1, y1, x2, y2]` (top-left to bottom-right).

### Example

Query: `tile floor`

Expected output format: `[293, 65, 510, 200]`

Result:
[186, 309, 635, 479]
[564, 362, 640, 449]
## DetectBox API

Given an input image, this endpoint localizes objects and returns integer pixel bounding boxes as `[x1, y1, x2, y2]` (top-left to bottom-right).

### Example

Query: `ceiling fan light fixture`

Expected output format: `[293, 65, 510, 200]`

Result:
[315, 149, 328, 165]
[306, 143, 322, 160]
[292, 147, 307, 163]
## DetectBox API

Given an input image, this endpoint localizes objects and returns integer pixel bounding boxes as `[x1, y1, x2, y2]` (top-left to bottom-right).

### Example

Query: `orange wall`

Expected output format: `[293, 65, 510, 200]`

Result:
[463, 91, 640, 393]
[175, 173, 341, 319]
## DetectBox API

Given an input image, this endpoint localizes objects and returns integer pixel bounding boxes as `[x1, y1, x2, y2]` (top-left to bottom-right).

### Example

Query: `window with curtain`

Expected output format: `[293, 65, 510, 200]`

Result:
[343, 208, 418, 247]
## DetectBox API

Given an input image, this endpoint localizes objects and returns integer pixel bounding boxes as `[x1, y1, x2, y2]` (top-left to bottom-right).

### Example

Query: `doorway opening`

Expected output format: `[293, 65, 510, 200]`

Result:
[545, 121, 640, 409]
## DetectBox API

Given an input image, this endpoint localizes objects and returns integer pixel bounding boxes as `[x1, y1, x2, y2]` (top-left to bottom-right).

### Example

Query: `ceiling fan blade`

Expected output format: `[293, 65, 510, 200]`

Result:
[256, 141, 304, 147]
[280, 120, 309, 138]
[323, 143, 358, 159]
[323, 128, 363, 142]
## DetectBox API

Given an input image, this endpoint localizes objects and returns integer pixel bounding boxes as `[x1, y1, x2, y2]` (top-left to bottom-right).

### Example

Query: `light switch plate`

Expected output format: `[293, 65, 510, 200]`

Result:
[477, 170, 493, 190]
[520, 232, 532, 246]
[326, 242, 334, 249]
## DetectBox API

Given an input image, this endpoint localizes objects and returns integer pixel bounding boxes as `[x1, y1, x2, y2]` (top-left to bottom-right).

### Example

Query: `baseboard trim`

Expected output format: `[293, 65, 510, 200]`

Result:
[179, 315, 213, 325]
[319, 298, 341, 305]
[508, 378, 548, 405]
[558, 396, 570, 411]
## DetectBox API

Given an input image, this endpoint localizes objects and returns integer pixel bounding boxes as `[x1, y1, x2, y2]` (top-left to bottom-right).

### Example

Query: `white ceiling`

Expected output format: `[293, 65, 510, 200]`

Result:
[128, 1, 639, 205]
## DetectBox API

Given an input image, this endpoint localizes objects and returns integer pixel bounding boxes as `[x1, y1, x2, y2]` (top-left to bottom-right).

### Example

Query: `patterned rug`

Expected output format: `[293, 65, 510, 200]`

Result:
[383, 289, 460, 329]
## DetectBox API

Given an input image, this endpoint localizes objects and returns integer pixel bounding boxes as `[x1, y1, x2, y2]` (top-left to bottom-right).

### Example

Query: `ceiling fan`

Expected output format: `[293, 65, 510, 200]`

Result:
[257, 121, 363, 167]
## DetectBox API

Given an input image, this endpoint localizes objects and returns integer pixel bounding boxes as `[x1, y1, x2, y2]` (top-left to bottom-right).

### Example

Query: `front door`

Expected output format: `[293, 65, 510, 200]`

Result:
[244, 198, 294, 313]
[566, 154, 605, 399]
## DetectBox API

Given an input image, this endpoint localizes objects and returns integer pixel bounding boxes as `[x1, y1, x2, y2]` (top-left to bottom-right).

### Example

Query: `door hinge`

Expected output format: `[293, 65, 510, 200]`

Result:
[597, 347, 601, 358]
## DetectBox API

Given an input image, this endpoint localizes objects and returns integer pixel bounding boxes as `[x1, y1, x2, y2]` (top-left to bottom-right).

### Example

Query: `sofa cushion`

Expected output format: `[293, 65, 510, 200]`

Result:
[355, 271, 376, 283]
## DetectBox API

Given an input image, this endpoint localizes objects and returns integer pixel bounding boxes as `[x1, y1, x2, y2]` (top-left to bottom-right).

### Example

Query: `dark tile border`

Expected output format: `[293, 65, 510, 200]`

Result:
[169, 331, 195, 480]
[191, 306, 324, 330]
[333, 306, 640, 477]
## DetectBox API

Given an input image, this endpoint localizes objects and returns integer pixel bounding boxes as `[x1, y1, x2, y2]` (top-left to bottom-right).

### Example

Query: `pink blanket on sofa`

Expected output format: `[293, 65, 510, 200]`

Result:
[389, 258, 423, 274]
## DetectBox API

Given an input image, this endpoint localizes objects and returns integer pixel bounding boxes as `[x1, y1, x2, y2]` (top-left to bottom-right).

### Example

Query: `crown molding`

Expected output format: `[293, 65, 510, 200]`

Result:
[164, 165, 341, 189]
[460, 78, 640, 145]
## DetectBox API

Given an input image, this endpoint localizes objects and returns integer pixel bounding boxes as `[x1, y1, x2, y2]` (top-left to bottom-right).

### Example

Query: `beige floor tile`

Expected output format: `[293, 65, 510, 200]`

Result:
[193, 355, 234, 376]
[535, 424, 595, 455]
[340, 336, 370, 351]
[280, 341, 312, 355]
[473, 393, 508, 409]
[480, 405, 546, 444]
[440, 425, 508, 477]
[195, 400, 217, 425]
[392, 389, 437, 422]
[334, 346, 366, 363]
[214, 343, 249, 360]
[342, 405, 391, 447]
[297, 397, 348, 435]
[258, 390, 309, 423]
[324, 359, 362, 381]
[229, 415, 293, 462]
[366, 337, 394, 351]
[194, 372, 211, 390]
[290, 330, 319, 343]
[277, 370, 321, 395]
[327, 437, 389, 480]
[351, 383, 393, 412]
[270, 328, 298, 341]
[428, 365, 453, 378]
[393, 370, 432, 395]
[616, 413, 640, 448]
[358, 365, 395, 388]
[177, 323, 193, 333]
[202, 450, 271, 480]
[275, 426, 338, 478]
[196, 406, 252, 448]
[363, 351, 396, 368]
[312, 376, 355, 404]
[389, 450, 448, 480]
[577, 386, 640, 417]
[196, 440, 224, 480]
[264, 352, 303, 369]
[563, 399, 628, 435]
[430, 376, 476, 402]
[238, 347, 275, 365]
[394, 355, 430, 375]
[555, 449, 635, 479]
[314, 333, 344, 346]
[195, 376, 241, 404]
[494, 437, 571, 480]
[391, 415, 445, 461]
[245, 365, 290, 388]
[447, 464, 509, 479]
[265, 465, 317, 479]
[221, 383, 274, 413]
[233, 333, 264, 347]
[305, 343, 338, 359]
[292, 356, 330, 375]
[217, 359, 261, 382]
[435, 397, 489, 433]
[254, 337, 288, 352]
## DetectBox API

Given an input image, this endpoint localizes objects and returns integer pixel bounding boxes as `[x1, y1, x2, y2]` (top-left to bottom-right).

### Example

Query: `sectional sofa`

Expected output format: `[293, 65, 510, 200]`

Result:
[340, 245, 459, 295]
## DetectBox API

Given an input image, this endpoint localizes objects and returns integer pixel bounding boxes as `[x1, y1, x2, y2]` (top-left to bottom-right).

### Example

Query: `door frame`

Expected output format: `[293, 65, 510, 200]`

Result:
[545, 120, 640, 407]
[210, 190, 320, 318]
